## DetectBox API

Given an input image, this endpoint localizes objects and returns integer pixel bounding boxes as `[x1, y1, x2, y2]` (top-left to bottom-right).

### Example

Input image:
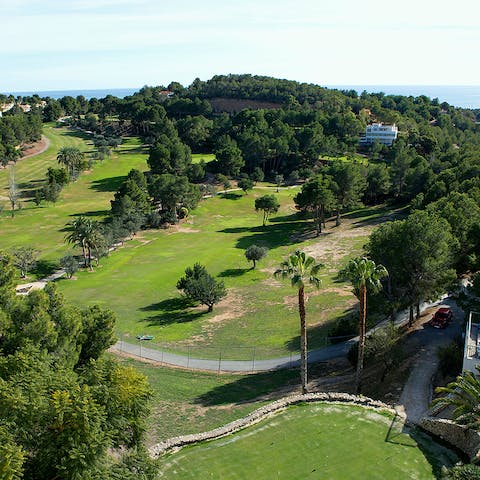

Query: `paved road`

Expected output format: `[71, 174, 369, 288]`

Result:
[111, 296, 450, 373]
[396, 297, 463, 424]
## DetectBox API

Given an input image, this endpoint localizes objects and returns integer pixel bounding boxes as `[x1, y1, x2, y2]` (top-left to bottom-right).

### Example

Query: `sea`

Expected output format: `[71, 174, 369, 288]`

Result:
[326, 85, 480, 110]
[3, 85, 480, 109]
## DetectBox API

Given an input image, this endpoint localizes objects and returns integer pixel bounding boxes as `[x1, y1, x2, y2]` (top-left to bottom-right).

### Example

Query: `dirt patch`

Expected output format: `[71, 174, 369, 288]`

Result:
[20, 135, 50, 159]
[167, 225, 200, 234]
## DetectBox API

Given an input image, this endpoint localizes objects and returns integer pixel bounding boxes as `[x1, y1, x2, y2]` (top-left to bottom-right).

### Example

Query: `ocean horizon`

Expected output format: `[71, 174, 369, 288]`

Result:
[3, 85, 480, 109]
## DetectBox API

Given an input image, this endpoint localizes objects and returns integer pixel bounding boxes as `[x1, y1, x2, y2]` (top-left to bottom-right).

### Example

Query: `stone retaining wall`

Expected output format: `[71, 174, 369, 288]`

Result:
[420, 417, 480, 462]
[149, 392, 395, 458]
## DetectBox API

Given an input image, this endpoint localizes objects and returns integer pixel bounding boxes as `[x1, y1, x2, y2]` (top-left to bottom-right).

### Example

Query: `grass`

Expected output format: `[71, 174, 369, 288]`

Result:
[191, 153, 215, 164]
[57, 188, 390, 356]
[0, 125, 395, 355]
[0, 127, 148, 266]
[157, 403, 458, 479]
[115, 356, 300, 443]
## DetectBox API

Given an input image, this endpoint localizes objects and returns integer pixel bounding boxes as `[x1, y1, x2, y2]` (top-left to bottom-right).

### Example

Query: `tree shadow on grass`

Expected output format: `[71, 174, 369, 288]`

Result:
[218, 221, 311, 251]
[195, 368, 299, 406]
[68, 209, 110, 217]
[218, 268, 250, 278]
[221, 192, 243, 200]
[32, 259, 58, 278]
[139, 297, 207, 326]
[90, 175, 126, 193]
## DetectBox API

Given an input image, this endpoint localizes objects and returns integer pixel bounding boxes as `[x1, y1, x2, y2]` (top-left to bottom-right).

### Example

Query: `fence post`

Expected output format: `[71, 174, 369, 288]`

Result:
[218, 349, 222, 374]
[139, 341, 142, 359]
[290, 352, 293, 368]
[187, 346, 191, 368]
[161, 345, 164, 365]
[252, 346, 256, 372]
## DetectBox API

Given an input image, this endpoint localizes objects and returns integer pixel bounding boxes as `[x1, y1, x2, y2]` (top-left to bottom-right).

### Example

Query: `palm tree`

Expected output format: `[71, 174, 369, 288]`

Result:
[65, 216, 101, 269]
[431, 366, 480, 430]
[340, 257, 388, 394]
[275, 250, 323, 394]
[57, 147, 84, 179]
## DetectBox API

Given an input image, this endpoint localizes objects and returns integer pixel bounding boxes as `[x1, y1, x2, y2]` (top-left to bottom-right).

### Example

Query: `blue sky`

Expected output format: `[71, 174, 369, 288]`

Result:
[1, 0, 479, 91]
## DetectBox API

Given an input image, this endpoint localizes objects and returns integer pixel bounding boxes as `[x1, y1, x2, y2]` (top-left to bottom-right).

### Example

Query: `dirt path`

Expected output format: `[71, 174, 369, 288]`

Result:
[395, 298, 463, 424]
[20, 135, 50, 159]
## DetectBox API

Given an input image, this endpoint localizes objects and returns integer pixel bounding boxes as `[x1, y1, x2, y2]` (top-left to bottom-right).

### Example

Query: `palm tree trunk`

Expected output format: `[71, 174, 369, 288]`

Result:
[298, 286, 308, 394]
[356, 284, 367, 394]
[416, 302, 420, 319]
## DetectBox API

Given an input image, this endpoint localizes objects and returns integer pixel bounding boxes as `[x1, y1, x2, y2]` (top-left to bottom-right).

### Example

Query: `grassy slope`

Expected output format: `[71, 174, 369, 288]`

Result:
[157, 403, 458, 479]
[116, 356, 299, 444]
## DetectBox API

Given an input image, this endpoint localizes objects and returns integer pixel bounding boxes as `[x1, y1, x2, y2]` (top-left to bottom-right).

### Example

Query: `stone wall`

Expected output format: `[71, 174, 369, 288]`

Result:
[149, 392, 395, 458]
[420, 417, 480, 462]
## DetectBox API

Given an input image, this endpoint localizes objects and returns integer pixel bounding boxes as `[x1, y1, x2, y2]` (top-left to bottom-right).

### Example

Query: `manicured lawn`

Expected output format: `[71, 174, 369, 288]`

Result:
[158, 403, 458, 479]
[320, 154, 368, 165]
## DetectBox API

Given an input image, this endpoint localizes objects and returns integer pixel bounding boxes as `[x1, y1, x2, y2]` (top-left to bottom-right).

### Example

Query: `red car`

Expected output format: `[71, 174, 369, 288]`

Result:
[429, 307, 453, 329]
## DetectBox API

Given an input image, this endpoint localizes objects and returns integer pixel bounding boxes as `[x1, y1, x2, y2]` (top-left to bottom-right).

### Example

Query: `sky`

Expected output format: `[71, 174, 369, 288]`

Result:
[1, 0, 480, 91]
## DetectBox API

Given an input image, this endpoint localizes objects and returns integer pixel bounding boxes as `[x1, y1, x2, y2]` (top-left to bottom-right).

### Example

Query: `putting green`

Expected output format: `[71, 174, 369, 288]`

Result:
[158, 403, 457, 479]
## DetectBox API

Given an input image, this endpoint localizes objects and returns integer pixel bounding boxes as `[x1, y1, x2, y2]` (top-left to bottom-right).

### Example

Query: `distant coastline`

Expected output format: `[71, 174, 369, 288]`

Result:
[3, 85, 480, 109]
[1, 88, 140, 100]
[326, 85, 480, 109]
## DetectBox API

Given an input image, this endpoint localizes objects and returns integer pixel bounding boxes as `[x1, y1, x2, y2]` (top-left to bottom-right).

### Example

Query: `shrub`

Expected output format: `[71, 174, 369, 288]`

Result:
[328, 315, 357, 344]
[441, 464, 480, 480]
[437, 338, 463, 377]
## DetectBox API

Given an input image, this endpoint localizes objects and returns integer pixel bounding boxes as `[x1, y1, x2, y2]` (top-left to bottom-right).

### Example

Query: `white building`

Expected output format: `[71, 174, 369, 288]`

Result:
[360, 123, 398, 146]
[463, 311, 480, 374]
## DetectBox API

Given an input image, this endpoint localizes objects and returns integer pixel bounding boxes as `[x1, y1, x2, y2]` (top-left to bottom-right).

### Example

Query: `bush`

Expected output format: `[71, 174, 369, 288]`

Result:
[328, 315, 357, 343]
[441, 464, 480, 480]
[60, 254, 79, 278]
[437, 338, 463, 377]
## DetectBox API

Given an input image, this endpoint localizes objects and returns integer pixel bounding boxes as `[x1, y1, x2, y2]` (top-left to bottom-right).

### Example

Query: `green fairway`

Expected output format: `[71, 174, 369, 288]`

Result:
[158, 403, 458, 479]
[57, 190, 388, 356]
[0, 127, 148, 266]
[0, 124, 393, 354]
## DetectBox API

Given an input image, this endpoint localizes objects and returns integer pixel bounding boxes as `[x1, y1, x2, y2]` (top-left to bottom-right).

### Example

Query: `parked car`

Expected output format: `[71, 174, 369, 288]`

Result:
[428, 307, 453, 329]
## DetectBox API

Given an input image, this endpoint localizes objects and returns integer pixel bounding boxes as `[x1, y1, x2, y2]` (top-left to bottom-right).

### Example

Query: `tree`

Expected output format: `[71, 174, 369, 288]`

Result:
[213, 136, 245, 177]
[64, 216, 102, 269]
[250, 167, 264, 184]
[340, 257, 388, 393]
[274, 174, 284, 192]
[275, 251, 323, 394]
[294, 174, 336, 235]
[432, 365, 480, 431]
[177, 263, 226, 312]
[8, 166, 19, 218]
[12, 247, 37, 278]
[327, 162, 366, 225]
[77, 305, 117, 366]
[238, 178, 253, 195]
[59, 254, 78, 279]
[57, 147, 84, 179]
[254, 194, 280, 226]
[148, 174, 201, 221]
[367, 211, 455, 325]
[245, 245, 268, 269]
